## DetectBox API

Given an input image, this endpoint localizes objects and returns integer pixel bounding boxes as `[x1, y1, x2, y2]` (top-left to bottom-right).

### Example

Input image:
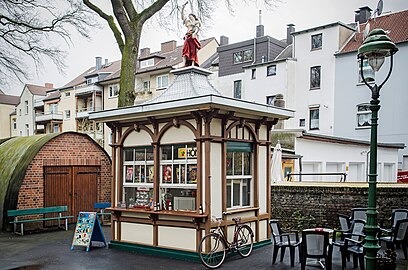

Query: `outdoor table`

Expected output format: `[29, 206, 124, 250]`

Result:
[302, 228, 334, 269]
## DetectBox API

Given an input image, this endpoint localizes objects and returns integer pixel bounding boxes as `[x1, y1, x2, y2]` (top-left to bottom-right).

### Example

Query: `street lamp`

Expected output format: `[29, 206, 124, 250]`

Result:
[358, 28, 398, 270]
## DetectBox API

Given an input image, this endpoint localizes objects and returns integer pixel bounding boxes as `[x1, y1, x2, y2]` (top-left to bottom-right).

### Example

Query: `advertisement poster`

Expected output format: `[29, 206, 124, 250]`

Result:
[71, 212, 106, 251]
[163, 165, 172, 183]
[125, 166, 133, 182]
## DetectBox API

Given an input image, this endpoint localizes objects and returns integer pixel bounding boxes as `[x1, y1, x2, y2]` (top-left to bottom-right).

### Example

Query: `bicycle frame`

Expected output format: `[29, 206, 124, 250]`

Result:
[211, 219, 241, 251]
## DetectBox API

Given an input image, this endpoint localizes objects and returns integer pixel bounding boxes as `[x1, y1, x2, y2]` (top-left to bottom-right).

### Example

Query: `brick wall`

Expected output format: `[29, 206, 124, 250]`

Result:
[17, 133, 111, 229]
[271, 183, 408, 230]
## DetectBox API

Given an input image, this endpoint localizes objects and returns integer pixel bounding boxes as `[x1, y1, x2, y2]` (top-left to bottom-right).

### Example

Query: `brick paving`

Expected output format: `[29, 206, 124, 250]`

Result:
[0, 226, 407, 270]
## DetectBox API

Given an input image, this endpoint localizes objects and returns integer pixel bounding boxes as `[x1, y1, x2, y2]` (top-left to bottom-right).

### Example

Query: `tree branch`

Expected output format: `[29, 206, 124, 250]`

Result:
[139, 0, 171, 26]
[83, 0, 125, 53]
[110, 0, 132, 38]
[121, 0, 138, 22]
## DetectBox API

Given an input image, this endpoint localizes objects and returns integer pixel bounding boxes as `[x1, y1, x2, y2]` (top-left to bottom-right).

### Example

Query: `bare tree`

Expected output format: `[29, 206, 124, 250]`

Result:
[0, 0, 97, 87]
[84, 0, 280, 107]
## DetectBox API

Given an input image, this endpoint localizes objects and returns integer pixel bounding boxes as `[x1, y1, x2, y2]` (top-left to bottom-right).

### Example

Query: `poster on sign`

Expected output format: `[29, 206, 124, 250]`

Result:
[71, 212, 106, 252]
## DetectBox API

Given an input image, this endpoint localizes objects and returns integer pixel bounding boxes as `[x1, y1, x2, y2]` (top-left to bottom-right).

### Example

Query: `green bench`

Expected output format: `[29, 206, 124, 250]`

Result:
[7, 206, 74, 236]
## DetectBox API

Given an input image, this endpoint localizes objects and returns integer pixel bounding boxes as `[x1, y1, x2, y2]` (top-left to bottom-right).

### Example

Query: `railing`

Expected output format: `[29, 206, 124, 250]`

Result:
[76, 107, 102, 118]
[34, 98, 44, 108]
[286, 172, 348, 182]
[35, 111, 63, 122]
[74, 84, 102, 96]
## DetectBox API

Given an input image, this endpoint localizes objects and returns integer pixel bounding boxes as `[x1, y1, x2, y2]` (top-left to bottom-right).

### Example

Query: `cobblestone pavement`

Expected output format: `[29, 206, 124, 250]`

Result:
[0, 226, 407, 270]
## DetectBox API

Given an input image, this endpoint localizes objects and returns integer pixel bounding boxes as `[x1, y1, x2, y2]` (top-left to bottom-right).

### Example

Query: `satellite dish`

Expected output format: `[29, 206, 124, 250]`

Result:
[376, 0, 384, 16]
[363, 22, 370, 39]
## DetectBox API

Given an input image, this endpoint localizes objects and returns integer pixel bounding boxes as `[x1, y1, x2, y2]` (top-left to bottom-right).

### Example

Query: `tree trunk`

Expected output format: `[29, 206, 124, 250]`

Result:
[118, 40, 138, 107]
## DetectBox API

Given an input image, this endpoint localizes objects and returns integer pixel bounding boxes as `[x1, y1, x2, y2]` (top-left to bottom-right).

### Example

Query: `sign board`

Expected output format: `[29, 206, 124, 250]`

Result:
[71, 212, 106, 252]
[397, 171, 408, 183]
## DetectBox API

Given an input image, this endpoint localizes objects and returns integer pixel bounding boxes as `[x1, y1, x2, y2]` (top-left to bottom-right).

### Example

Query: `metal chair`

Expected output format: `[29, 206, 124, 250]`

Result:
[269, 219, 301, 268]
[338, 214, 351, 233]
[344, 234, 366, 270]
[301, 230, 333, 270]
[381, 209, 408, 230]
[379, 218, 408, 259]
[332, 219, 365, 270]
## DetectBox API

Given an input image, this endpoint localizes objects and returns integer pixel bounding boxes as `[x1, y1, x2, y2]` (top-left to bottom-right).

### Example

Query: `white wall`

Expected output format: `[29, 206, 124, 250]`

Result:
[295, 138, 399, 182]
[16, 87, 37, 136]
[334, 43, 408, 170]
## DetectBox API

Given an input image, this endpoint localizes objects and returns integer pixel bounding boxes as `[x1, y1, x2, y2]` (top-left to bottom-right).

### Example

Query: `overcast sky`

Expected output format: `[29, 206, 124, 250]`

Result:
[3, 0, 408, 96]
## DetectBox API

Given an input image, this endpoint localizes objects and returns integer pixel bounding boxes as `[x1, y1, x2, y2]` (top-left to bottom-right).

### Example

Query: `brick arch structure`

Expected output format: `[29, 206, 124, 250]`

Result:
[1, 132, 111, 231]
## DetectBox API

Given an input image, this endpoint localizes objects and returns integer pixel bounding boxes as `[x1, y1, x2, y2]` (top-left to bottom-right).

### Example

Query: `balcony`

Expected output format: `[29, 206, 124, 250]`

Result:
[76, 107, 102, 119]
[34, 98, 44, 108]
[75, 84, 102, 96]
[35, 111, 63, 123]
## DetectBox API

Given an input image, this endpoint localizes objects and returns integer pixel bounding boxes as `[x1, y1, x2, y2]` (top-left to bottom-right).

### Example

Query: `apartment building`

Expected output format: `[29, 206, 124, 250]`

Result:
[0, 92, 19, 139]
[16, 83, 53, 136]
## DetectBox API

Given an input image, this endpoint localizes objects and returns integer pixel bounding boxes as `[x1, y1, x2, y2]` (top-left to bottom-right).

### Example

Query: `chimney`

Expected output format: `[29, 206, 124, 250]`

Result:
[140, 48, 151, 58]
[104, 59, 108, 66]
[161, 40, 177, 53]
[256, 10, 264, 37]
[286, 24, 295, 45]
[95, 56, 102, 70]
[355, 6, 372, 24]
[220, 35, 229, 46]
[44, 83, 54, 89]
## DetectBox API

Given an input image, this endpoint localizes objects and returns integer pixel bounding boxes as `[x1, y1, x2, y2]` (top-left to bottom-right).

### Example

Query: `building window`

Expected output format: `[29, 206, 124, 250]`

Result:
[50, 103, 58, 113]
[25, 124, 29, 136]
[233, 51, 243, 64]
[357, 104, 371, 128]
[310, 66, 321, 89]
[299, 119, 305, 127]
[109, 84, 119, 97]
[65, 110, 71, 119]
[358, 59, 375, 83]
[13, 119, 17, 130]
[311, 33, 322, 50]
[226, 142, 252, 209]
[233, 49, 252, 64]
[243, 49, 253, 62]
[143, 81, 151, 92]
[157, 74, 169, 90]
[25, 100, 29, 115]
[309, 107, 319, 130]
[86, 77, 97, 85]
[19, 109, 21, 116]
[251, 69, 256, 80]
[53, 123, 59, 133]
[140, 58, 154, 68]
[267, 65, 276, 76]
[266, 95, 276, 105]
[65, 92, 71, 97]
[160, 144, 197, 211]
[233, 80, 242, 99]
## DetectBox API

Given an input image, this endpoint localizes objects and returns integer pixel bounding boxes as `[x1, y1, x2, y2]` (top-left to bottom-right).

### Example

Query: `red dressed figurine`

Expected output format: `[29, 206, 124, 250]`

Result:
[181, 3, 201, 67]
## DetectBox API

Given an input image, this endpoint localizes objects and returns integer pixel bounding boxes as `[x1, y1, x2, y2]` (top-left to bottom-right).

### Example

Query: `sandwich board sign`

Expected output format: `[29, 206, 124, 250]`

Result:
[71, 212, 106, 251]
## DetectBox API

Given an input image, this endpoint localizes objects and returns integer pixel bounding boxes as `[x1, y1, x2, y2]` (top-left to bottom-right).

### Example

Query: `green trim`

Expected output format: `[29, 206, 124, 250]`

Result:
[226, 142, 253, 152]
[108, 239, 271, 262]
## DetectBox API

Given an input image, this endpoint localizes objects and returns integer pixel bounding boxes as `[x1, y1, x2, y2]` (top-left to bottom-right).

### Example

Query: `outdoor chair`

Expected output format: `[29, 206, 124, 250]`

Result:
[269, 219, 301, 268]
[380, 208, 408, 231]
[350, 208, 367, 222]
[332, 219, 365, 270]
[338, 214, 351, 233]
[379, 218, 408, 259]
[344, 234, 365, 270]
[301, 230, 333, 270]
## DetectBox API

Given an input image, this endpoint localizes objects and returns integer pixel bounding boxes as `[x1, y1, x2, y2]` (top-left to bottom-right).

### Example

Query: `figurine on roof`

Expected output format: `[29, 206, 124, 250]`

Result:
[181, 2, 201, 67]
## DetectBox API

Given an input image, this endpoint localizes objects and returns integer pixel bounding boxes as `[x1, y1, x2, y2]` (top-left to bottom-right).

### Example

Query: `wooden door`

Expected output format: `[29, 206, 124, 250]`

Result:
[72, 166, 98, 219]
[44, 166, 72, 225]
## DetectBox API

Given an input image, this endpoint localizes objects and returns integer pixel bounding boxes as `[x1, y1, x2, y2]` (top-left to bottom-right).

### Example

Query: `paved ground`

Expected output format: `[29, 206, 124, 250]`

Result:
[0, 226, 407, 270]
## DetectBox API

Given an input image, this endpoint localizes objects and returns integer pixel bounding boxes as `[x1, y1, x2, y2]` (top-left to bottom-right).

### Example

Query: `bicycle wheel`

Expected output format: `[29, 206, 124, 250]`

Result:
[236, 225, 254, 257]
[198, 233, 226, 269]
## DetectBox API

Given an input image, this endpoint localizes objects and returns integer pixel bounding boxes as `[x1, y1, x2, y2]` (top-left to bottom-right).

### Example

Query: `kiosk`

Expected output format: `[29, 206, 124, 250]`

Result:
[89, 66, 294, 259]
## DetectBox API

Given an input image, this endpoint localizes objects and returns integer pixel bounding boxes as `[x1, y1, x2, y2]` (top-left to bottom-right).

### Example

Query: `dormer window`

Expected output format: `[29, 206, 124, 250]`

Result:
[86, 77, 97, 85]
[140, 58, 154, 68]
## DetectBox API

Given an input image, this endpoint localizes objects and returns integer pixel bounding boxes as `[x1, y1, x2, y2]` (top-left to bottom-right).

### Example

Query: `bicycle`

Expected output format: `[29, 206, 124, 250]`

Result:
[198, 217, 254, 269]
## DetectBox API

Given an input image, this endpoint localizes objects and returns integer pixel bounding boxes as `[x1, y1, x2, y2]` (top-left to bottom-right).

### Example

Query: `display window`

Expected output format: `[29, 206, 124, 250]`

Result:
[160, 143, 197, 211]
[123, 147, 154, 208]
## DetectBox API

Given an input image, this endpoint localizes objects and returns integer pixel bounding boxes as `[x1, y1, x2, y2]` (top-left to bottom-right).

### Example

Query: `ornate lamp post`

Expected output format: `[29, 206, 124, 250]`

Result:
[358, 29, 398, 270]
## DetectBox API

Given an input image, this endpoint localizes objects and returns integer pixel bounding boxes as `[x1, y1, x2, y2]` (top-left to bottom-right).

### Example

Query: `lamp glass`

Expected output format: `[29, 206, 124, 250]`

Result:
[368, 55, 385, 72]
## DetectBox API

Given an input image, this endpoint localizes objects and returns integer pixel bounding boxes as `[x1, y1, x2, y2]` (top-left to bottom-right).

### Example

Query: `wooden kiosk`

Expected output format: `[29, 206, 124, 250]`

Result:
[90, 67, 294, 259]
